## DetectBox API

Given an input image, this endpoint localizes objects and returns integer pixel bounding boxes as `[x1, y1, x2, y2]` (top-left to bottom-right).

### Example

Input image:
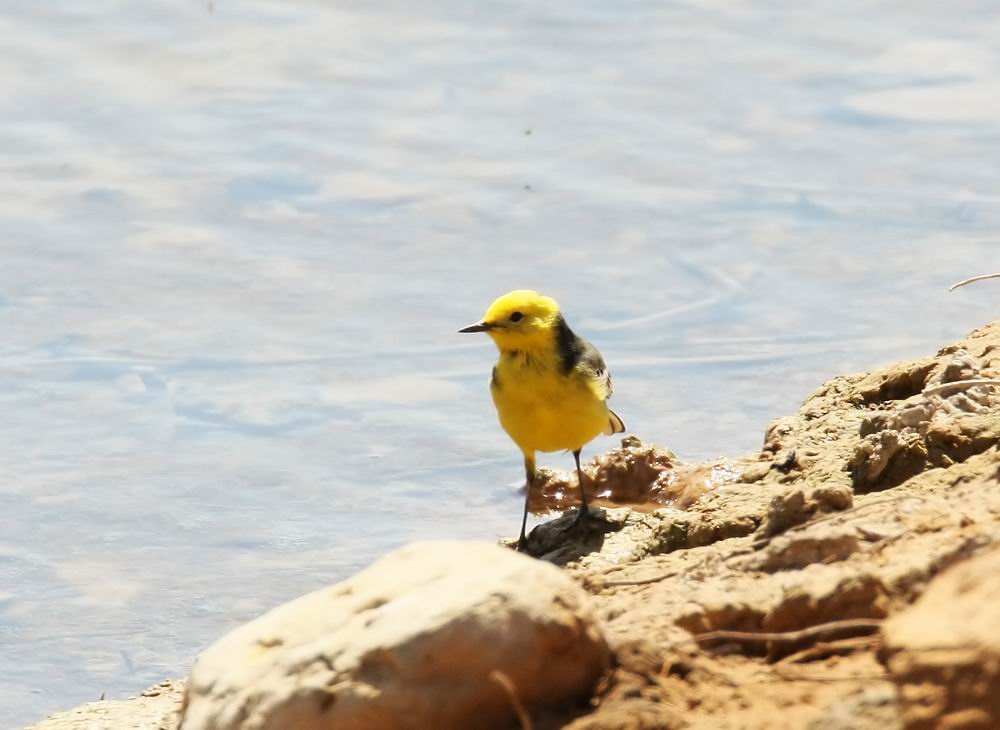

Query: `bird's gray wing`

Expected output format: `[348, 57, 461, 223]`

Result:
[580, 343, 626, 434]
[554, 314, 618, 404]
[580, 343, 613, 400]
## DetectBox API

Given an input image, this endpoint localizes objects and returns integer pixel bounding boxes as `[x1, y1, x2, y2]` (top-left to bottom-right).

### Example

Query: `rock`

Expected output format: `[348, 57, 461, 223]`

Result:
[748, 524, 861, 572]
[755, 484, 853, 539]
[562, 642, 688, 730]
[807, 685, 902, 730]
[515, 506, 633, 565]
[849, 350, 1000, 492]
[740, 460, 772, 483]
[882, 545, 1000, 730]
[26, 680, 185, 730]
[532, 438, 720, 512]
[179, 541, 611, 730]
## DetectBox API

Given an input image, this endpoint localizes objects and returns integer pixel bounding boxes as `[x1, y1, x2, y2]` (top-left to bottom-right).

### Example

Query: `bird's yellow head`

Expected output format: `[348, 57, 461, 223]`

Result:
[459, 290, 561, 352]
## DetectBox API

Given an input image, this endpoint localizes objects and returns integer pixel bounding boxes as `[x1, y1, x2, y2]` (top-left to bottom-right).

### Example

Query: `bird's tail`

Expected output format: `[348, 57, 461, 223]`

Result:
[605, 409, 626, 435]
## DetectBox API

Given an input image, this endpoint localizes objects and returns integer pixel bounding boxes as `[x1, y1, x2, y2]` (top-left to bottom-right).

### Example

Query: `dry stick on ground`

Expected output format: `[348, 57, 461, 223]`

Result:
[920, 379, 1000, 398]
[693, 618, 883, 647]
[950, 272, 1000, 291]
[490, 670, 533, 730]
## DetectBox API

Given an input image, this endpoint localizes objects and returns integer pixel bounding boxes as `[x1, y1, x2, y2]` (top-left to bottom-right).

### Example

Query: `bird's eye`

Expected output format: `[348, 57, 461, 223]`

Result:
[509, 311, 523, 322]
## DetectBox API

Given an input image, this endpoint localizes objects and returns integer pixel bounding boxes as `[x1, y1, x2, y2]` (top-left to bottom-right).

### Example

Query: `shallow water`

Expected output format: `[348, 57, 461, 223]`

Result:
[3, 0, 1000, 725]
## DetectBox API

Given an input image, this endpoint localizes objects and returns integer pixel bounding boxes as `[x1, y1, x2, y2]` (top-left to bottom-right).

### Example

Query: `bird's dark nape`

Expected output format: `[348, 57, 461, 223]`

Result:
[554, 314, 586, 373]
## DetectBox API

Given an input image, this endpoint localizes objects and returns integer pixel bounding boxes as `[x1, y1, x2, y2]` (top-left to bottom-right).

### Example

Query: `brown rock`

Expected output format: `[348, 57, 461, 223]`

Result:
[849, 350, 1000, 492]
[882, 545, 1000, 730]
[748, 524, 861, 572]
[531, 437, 722, 512]
[26, 680, 185, 730]
[179, 541, 611, 730]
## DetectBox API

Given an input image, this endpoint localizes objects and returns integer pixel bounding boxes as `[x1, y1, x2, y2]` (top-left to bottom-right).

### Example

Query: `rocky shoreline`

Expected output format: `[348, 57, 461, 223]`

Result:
[29, 321, 1000, 729]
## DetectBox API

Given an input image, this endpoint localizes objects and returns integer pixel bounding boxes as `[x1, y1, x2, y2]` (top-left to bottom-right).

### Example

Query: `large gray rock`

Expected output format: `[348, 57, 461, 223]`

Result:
[179, 541, 611, 730]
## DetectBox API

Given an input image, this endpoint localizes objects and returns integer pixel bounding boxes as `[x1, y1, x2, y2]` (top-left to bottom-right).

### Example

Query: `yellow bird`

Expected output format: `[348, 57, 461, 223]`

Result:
[459, 290, 625, 549]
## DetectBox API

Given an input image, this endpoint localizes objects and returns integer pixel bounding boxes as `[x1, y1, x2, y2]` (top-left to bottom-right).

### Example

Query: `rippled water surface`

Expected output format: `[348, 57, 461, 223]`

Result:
[3, 1, 1000, 725]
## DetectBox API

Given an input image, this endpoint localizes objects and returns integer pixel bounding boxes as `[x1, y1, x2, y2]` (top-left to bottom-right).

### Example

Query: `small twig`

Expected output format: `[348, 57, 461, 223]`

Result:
[921, 379, 1000, 398]
[693, 618, 882, 646]
[949, 272, 1000, 291]
[490, 671, 533, 730]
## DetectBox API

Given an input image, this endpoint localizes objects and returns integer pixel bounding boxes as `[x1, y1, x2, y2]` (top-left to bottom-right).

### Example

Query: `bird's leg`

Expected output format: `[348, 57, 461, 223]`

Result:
[517, 454, 536, 551]
[573, 448, 590, 523]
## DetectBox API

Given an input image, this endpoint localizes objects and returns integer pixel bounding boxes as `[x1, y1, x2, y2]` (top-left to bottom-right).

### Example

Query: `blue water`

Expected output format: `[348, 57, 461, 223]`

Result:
[3, 1, 1000, 725]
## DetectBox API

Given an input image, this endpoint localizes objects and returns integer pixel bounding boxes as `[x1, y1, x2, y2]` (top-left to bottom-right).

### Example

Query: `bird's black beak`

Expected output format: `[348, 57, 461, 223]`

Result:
[458, 321, 493, 333]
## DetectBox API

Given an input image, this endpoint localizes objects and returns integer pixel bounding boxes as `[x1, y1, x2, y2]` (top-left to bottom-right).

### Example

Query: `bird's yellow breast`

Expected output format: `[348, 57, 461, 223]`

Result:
[490, 351, 610, 454]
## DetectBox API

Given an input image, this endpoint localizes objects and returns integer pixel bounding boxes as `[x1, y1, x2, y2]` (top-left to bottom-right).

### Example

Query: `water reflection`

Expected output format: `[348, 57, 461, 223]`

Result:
[3, 0, 1000, 725]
